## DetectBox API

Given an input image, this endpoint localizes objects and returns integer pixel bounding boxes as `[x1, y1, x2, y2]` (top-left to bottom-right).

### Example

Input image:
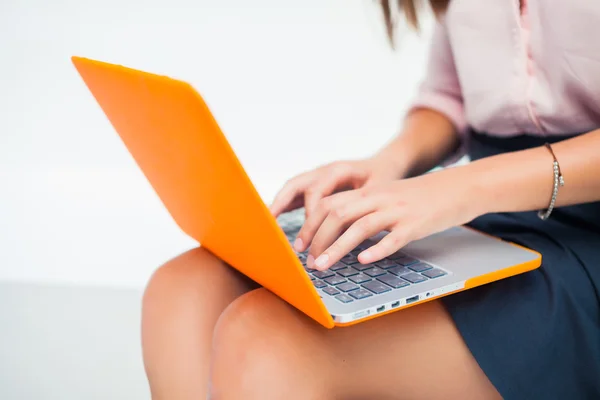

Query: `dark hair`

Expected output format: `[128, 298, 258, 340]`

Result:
[380, 0, 450, 44]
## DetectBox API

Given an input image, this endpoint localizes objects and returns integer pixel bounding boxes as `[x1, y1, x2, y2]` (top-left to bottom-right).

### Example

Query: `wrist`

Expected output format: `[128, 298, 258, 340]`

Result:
[440, 164, 493, 220]
[372, 111, 462, 179]
[370, 144, 415, 179]
[464, 162, 496, 217]
[461, 146, 554, 216]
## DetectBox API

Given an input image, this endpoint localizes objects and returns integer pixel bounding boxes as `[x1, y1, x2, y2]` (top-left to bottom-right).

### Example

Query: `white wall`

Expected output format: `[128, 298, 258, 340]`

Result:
[0, 0, 433, 288]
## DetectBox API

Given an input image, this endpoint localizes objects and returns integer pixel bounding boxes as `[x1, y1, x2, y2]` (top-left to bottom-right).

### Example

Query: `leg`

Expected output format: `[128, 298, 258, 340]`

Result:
[142, 247, 258, 400]
[209, 289, 501, 400]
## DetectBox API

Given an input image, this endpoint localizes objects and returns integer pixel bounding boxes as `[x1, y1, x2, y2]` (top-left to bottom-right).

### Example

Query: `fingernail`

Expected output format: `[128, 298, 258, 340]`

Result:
[307, 254, 315, 269]
[315, 254, 329, 269]
[360, 250, 372, 263]
[293, 238, 304, 252]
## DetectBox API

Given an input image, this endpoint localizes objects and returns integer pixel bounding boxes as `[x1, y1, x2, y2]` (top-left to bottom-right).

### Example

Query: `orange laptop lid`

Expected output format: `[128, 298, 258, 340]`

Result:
[72, 56, 334, 328]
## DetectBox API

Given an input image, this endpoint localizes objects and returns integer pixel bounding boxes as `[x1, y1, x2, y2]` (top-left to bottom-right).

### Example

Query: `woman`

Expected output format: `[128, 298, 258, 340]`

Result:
[141, 1, 600, 398]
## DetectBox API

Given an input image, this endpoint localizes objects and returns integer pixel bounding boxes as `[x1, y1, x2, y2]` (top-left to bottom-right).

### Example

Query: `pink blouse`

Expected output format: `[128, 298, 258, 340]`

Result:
[411, 0, 600, 141]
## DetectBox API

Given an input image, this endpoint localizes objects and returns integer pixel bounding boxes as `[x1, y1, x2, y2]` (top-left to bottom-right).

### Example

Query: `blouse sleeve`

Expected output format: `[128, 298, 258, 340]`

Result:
[408, 21, 468, 165]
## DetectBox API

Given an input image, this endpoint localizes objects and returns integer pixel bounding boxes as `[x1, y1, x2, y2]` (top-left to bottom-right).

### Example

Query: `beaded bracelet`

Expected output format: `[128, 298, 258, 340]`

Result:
[537, 143, 564, 220]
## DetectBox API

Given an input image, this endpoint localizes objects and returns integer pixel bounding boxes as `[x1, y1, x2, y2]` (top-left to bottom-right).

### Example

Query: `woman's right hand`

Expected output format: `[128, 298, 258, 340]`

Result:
[269, 155, 404, 220]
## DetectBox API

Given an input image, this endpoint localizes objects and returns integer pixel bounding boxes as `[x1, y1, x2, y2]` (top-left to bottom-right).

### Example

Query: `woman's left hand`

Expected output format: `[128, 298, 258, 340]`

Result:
[294, 166, 485, 270]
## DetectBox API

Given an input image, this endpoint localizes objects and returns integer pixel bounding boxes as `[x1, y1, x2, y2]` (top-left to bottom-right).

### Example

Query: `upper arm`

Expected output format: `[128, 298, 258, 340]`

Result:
[410, 22, 466, 134]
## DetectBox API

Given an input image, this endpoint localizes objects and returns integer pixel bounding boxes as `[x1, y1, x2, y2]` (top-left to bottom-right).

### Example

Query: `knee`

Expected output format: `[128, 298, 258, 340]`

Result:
[142, 247, 244, 319]
[209, 289, 301, 396]
[143, 247, 208, 306]
[211, 289, 290, 366]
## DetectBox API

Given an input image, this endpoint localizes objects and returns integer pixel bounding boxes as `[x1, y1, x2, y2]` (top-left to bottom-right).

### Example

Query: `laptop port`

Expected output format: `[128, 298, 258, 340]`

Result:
[353, 310, 370, 319]
[406, 295, 419, 304]
[376, 305, 385, 312]
[391, 301, 400, 308]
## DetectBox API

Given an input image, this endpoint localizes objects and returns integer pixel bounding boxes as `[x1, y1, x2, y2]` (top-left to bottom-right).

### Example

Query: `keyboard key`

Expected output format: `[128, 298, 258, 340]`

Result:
[355, 241, 373, 251]
[337, 267, 359, 277]
[375, 259, 399, 269]
[330, 262, 348, 271]
[401, 273, 428, 284]
[349, 288, 373, 300]
[364, 267, 386, 277]
[341, 254, 360, 265]
[354, 263, 375, 272]
[349, 273, 371, 284]
[322, 286, 341, 296]
[324, 275, 347, 286]
[362, 280, 392, 294]
[377, 274, 410, 289]
[388, 250, 407, 260]
[297, 253, 307, 262]
[397, 257, 419, 266]
[388, 266, 411, 276]
[335, 293, 354, 303]
[422, 268, 447, 279]
[309, 275, 315, 281]
[337, 282, 360, 292]
[313, 280, 328, 288]
[312, 270, 335, 279]
[408, 263, 433, 272]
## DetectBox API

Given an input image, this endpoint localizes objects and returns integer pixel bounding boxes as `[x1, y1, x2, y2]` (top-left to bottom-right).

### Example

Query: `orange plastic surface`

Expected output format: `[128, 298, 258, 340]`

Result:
[71, 56, 334, 328]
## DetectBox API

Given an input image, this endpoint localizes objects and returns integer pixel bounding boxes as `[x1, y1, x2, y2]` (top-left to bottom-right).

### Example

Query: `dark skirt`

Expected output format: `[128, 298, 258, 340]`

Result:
[442, 131, 600, 399]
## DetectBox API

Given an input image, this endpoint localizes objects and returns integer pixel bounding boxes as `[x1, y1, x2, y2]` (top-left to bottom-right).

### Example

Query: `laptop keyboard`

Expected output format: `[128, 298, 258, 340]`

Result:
[277, 210, 449, 304]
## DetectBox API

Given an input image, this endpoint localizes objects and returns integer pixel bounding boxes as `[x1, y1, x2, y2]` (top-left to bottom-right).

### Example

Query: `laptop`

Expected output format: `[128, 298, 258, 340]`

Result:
[71, 56, 542, 329]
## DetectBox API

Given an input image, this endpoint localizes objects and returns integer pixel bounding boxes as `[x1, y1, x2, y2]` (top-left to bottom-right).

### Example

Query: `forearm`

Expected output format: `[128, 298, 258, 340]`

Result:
[373, 108, 461, 178]
[466, 129, 600, 215]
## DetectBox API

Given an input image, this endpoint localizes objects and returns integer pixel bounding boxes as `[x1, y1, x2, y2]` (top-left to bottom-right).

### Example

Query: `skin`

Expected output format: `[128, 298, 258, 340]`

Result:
[291, 127, 600, 271]
[142, 105, 600, 399]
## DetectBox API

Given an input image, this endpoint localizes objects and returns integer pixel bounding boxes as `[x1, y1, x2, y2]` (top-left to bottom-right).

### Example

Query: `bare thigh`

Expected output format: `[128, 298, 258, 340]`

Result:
[142, 247, 258, 400]
[210, 289, 501, 400]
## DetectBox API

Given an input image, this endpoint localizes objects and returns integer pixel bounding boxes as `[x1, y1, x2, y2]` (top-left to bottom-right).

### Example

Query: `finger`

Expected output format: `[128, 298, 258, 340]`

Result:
[294, 189, 358, 254]
[358, 229, 409, 264]
[307, 192, 383, 259]
[303, 164, 356, 217]
[269, 173, 313, 217]
[312, 210, 397, 271]
[279, 196, 305, 216]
